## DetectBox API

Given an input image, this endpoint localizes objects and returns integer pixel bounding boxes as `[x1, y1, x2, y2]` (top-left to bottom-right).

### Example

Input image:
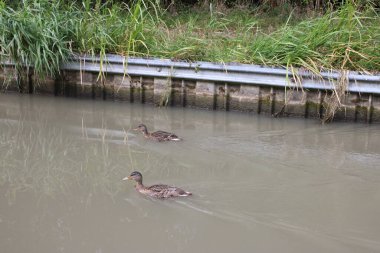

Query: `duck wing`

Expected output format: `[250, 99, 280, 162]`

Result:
[147, 184, 191, 198]
[151, 131, 181, 141]
[147, 184, 171, 192]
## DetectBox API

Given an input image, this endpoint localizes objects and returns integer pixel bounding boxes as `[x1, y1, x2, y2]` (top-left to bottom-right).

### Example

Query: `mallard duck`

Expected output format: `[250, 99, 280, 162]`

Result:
[133, 124, 182, 142]
[123, 171, 192, 199]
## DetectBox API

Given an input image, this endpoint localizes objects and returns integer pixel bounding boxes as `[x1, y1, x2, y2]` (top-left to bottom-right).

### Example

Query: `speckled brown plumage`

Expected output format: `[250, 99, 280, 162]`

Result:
[123, 171, 192, 199]
[134, 124, 182, 142]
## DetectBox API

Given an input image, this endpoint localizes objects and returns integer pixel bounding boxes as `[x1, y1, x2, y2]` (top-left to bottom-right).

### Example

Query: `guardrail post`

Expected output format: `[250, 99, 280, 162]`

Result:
[103, 74, 114, 100]
[112, 75, 131, 102]
[367, 95, 373, 123]
[215, 83, 229, 111]
[355, 94, 370, 122]
[260, 87, 274, 114]
[195, 81, 216, 109]
[372, 95, 380, 122]
[142, 77, 154, 104]
[334, 93, 358, 121]
[306, 91, 322, 119]
[230, 84, 260, 113]
[154, 77, 172, 106]
[284, 89, 308, 117]
[171, 79, 184, 107]
[131, 76, 143, 103]
[184, 80, 196, 107]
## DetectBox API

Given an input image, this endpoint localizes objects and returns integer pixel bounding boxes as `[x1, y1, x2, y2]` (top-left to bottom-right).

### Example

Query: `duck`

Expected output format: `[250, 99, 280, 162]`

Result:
[133, 124, 182, 142]
[123, 171, 192, 199]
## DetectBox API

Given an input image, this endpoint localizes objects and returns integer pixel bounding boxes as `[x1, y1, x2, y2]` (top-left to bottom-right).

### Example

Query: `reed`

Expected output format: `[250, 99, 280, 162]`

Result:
[0, 0, 378, 80]
[0, 0, 160, 78]
[247, 3, 380, 72]
[141, 2, 380, 73]
[0, 0, 72, 78]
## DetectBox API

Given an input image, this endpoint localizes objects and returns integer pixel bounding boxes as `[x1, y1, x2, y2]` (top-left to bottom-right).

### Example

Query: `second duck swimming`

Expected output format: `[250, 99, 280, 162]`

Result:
[134, 124, 182, 142]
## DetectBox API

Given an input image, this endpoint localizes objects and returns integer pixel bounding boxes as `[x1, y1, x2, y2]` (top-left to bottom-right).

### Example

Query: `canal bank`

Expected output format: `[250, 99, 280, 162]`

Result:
[1, 55, 380, 123]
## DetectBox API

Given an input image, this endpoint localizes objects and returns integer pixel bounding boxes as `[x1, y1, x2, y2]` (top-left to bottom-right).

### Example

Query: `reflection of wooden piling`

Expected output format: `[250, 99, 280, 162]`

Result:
[1, 66, 380, 123]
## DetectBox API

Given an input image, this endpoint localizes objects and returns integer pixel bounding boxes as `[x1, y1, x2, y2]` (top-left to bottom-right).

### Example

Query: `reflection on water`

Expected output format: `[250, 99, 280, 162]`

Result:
[1, 93, 380, 253]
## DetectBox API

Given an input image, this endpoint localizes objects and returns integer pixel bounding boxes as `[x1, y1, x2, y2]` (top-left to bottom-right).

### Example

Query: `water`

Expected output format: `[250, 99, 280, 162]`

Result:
[1, 93, 380, 253]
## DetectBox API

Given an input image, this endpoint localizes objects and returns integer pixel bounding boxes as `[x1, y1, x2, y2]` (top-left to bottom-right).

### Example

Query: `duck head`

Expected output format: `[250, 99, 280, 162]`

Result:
[133, 124, 148, 134]
[123, 171, 143, 184]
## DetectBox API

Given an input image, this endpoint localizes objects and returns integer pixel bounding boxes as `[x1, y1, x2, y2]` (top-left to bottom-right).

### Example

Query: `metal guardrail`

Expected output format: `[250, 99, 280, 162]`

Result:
[8, 54, 380, 94]
[61, 55, 380, 94]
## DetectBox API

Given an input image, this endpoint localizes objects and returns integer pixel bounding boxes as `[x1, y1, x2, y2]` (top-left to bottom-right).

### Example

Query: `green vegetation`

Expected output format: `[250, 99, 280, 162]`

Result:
[0, 1, 72, 77]
[0, 0, 379, 79]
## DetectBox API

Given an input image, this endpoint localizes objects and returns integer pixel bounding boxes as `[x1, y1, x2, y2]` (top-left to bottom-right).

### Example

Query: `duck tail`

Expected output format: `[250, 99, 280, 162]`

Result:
[180, 191, 192, 196]
[169, 135, 182, 141]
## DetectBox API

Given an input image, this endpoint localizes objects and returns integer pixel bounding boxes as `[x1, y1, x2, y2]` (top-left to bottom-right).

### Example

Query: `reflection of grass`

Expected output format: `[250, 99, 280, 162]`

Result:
[0, 117, 156, 202]
[0, 119, 77, 199]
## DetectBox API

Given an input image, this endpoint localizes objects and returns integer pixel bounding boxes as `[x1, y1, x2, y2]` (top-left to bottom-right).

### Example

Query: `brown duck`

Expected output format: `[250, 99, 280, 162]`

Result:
[134, 124, 182, 142]
[123, 171, 192, 199]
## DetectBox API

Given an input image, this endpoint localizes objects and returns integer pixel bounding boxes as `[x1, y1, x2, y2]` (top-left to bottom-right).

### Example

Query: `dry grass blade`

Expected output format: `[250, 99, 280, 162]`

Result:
[322, 70, 348, 123]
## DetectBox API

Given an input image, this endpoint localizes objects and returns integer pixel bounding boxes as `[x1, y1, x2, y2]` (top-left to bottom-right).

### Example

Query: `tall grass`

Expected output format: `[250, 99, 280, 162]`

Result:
[71, 0, 159, 58]
[148, 8, 260, 62]
[0, 0, 72, 78]
[148, 3, 379, 73]
[0, 0, 159, 78]
[247, 3, 380, 73]
[0, 0, 379, 80]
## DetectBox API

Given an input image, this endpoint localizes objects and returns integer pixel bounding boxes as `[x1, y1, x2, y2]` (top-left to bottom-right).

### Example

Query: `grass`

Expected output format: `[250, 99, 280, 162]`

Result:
[248, 4, 380, 73]
[0, 0, 160, 79]
[0, 1, 72, 78]
[0, 1, 379, 77]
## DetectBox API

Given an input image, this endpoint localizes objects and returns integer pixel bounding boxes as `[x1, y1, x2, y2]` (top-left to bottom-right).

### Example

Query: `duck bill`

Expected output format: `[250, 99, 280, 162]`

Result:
[133, 128, 139, 131]
[122, 176, 130, 181]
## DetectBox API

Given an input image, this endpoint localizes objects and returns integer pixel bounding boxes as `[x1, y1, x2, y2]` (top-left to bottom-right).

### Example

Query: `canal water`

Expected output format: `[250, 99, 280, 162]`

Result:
[0, 93, 380, 253]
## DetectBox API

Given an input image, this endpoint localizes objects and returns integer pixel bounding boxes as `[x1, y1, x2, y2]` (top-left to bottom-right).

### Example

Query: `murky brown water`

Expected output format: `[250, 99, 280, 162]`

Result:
[1, 93, 380, 253]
